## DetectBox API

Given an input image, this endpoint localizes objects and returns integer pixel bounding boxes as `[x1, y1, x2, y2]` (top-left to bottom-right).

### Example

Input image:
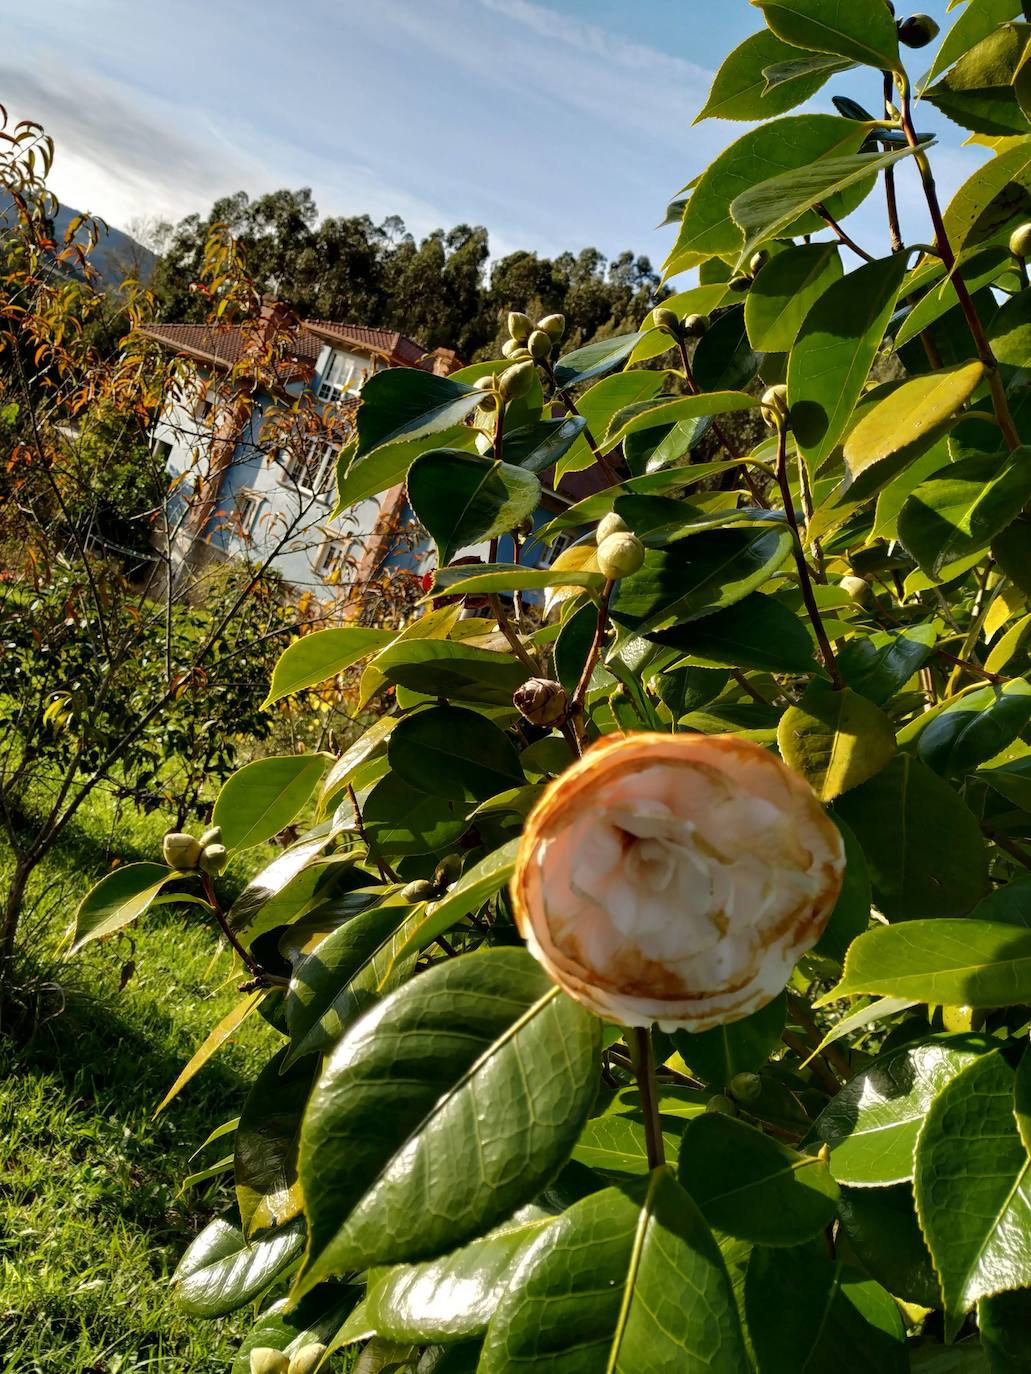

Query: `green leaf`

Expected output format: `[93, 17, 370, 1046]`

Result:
[744, 1245, 908, 1373]
[407, 450, 540, 565]
[320, 714, 400, 812]
[815, 816, 872, 962]
[227, 830, 347, 939]
[231, 1288, 359, 1374]
[820, 918, 1031, 1006]
[386, 705, 523, 802]
[750, 0, 903, 72]
[235, 1049, 316, 1238]
[917, 680, 1031, 775]
[991, 286, 1031, 368]
[172, 1214, 305, 1318]
[923, 0, 1024, 88]
[366, 1210, 554, 1344]
[777, 680, 896, 803]
[789, 253, 911, 469]
[154, 991, 266, 1117]
[552, 332, 645, 388]
[979, 1287, 1031, 1373]
[993, 514, 1031, 596]
[672, 995, 787, 1090]
[651, 592, 818, 673]
[478, 1170, 749, 1373]
[295, 949, 600, 1293]
[732, 145, 921, 268]
[572, 1113, 685, 1179]
[914, 1051, 1031, 1334]
[667, 114, 870, 270]
[362, 773, 468, 857]
[212, 754, 332, 851]
[837, 1184, 941, 1309]
[429, 561, 605, 597]
[71, 862, 182, 952]
[745, 243, 843, 352]
[925, 25, 1031, 137]
[371, 640, 527, 705]
[838, 624, 938, 705]
[986, 611, 1031, 676]
[602, 391, 755, 451]
[808, 1037, 989, 1186]
[691, 307, 762, 393]
[833, 754, 988, 920]
[338, 424, 479, 512]
[680, 1114, 838, 1246]
[502, 416, 586, 472]
[943, 141, 1031, 259]
[898, 447, 1031, 575]
[610, 524, 794, 638]
[696, 28, 841, 122]
[263, 628, 394, 707]
[970, 877, 1031, 929]
[894, 246, 1011, 351]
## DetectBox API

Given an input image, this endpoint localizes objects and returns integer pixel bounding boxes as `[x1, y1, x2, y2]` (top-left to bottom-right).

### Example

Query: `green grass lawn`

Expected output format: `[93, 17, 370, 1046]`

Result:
[0, 793, 273, 1372]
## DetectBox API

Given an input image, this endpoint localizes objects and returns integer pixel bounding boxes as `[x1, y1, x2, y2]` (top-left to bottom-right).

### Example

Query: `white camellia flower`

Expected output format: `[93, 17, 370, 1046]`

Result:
[511, 733, 845, 1031]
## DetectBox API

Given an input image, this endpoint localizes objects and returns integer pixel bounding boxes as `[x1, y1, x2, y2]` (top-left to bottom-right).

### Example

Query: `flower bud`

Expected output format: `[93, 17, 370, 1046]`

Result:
[527, 329, 552, 361]
[749, 250, 770, 276]
[499, 360, 536, 401]
[596, 512, 629, 544]
[682, 313, 709, 339]
[507, 311, 533, 343]
[162, 832, 202, 870]
[760, 384, 790, 428]
[839, 574, 874, 607]
[514, 677, 570, 728]
[706, 1094, 738, 1116]
[511, 732, 845, 1031]
[477, 392, 499, 414]
[652, 306, 681, 335]
[434, 853, 463, 889]
[288, 1345, 327, 1374]
[897, 14, 939, 46]
[474, 373, 497, 390]
[728, 273, 752, 293]
[501, 338, 525, 359]
[1009, 223, 1031, 258]
[199, 825, 222, 849]
[401, 878, 436, 903]
[249, 1350, 290, 1374]
[597, 532, 645, 580]
[199, 842, 228, 876]
[727, 1071, 763, 1103]
[538, 313, 566, 343]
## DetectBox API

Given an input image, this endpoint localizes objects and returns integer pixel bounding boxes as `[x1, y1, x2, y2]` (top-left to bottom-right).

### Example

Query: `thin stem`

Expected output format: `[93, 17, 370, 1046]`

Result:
[982, 824, 1031, 873]
[200, 871, 262, 977]
[488, 593, 539, 675]
[896, 75, 1020, 453]
[629, 1027, 666, 1170]
[946, 567, 998, 696]
[347, 783, 399, 883]
[731, 669, 773, 707]
[775, 425, 843, 687]
[570, 578, 614, 736]
[676, 337, 767, 507]
[814, 204, 875, 263]
[882, 74, 905, 256]
[542, 361, 621, 486]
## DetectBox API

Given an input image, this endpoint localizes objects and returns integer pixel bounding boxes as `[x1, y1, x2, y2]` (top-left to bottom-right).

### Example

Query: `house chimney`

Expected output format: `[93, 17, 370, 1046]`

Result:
[256, 293, 295, 349]
[428, 346, 462, 376]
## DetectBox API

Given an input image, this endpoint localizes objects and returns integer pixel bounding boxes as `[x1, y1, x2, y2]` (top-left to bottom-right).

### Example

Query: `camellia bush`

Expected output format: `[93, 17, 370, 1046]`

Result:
[76, 2, 1031, 1369]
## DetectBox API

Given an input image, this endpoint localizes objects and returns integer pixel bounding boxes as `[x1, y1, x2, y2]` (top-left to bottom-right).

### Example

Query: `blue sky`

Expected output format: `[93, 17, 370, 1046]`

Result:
[5, 0, 980, 271]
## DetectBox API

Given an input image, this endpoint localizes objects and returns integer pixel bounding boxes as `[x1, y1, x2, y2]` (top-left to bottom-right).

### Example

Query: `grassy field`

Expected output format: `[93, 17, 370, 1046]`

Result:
[0, 793, 273, 1372]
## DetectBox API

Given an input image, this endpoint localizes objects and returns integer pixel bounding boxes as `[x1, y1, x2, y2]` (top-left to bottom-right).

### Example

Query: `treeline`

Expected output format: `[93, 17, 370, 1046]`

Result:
[147, 187, 667, 359]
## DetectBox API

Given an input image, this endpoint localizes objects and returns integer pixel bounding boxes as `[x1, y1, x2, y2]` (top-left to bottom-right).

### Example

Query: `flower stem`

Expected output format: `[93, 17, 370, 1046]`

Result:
[570, 577, 614, 738]
[629, 1026, 666, 1170]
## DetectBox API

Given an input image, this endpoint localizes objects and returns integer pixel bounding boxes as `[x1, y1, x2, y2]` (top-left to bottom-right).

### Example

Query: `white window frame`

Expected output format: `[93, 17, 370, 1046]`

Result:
[316, 537, 352, 579]
[278, 437, 339, 497]
[539, 531, 571, 567]
[236, 490, 264, 538]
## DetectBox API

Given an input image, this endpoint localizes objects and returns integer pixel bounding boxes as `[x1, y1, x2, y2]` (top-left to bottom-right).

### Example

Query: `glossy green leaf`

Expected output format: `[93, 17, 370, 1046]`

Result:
[235, 1049, 316, 1237]
[552, 332, 645, 388]
[970, 877, 1031, 929]
[571, 1112, 684, 1179]
[751, 0, 903, 72]
[990, 286, 1031, 369]
[478, 1170, 749, 1373]
[602, 390, 754, 451]
[986, 611, 1031, 676]
[651, 592, 818, 673]
[696, 28, 840, 122]
[319, 715, 399, 812]
[923, 0, 1024, 88]
[366, 1209, 554, 1344]
[154, 991, 266, 1117]
[295, 949, 601, 1293]
[979, 1286, 1031, 1373]
[429, 561, 605, 597]
[815, 816, 872, 962]
[837, 1184, 940, 1308]
[745, 1245, 908, 1373]
[925, 25, 1031, 137]
[502, 416, 586, 472]
[371, 640, 527, 705]
[745, 243, 842, 352]
[71, 862, 183, 953]
[834, 754, 988, 920]
[227, 829, 347, 939]
[808, 1037, 989, 1186]
[231, 1288, 359, 1374]
[172, 1214, 305, 1318]
[611, 524, 794, 638]
[212, 754, 332, 851]
[918, 680, 1031, 775]
[943, 141, 1031, 258]
[790, 253, 911, 469]
[263, 629, 393, 708]
[386, 705, 522, 802]
[778, 680, 896, 803]
[898, 447, 1031, 575]
[691, 307, 762, 393]
[820, 918, 1031, 1006]
[838, 624, 938, 705]
[407, 450, 540, 565]
[894, 247, 1011, 351]
[914, 1051, 1031, 1334]
[361, 773, 468, 857]
[672, 995, 787, 1090]
[993, 514, 1031, 596]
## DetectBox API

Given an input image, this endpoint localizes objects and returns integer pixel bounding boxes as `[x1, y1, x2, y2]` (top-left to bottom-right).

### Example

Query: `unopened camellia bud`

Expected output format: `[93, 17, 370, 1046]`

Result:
[401, 878, 436, 903]
[760, 384, 790, 428]
[727, 1071, 763, 1104]
[527, 328, 552, 361]
[499, 360, 536, 401]
[839, 574, 875, 607]
[749, 249, 770, 275]
[199, 842, 228, 876]
[249, 1349, 290, 1374]
[501, 337, 525, 359]
[510, 732, 845, 1031]
[897, 13, 939, 46]
[1009, 223, 1031, 258]
[434, 853, 463, 889]
[474, 373, 497, 391]
[538, 312, 566, 343]
[514, 677, 570, 728]
[507, 311, 533, 343]
[596, 511, 629, 543]
[652, 306, 681, 335]
[162, 832, 203, 870]
[682, 313, 709, 339]
[706, 1094, 738, 1116]
[199, 825, 222, 849]
[288, 1344, 327, 1374]
[728, 273, 752, 293]
[597, 531, 645, 580]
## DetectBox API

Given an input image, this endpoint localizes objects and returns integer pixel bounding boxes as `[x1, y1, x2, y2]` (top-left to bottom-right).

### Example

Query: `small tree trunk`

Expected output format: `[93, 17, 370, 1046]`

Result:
[1, 857, 33, 968]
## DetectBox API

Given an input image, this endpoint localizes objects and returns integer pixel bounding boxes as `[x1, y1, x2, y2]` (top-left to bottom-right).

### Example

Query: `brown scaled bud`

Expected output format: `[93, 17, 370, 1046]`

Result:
[1009, 223, 1031, 258]
[897, 14, 939, 46]
[538, 313, 566, 343]
[514, 677, 570, 728]
[507, 311, 533, 343]
[760, 384, 790, 429]
[162, 832, 203, 870]
[727, 1071, 763, 1104]
[501, 338, 525, 359]
[728, 273, 752, 293]
[597, 531, 646, 580]
[527, 328, 552, 361]
[499, 360, 536, 401]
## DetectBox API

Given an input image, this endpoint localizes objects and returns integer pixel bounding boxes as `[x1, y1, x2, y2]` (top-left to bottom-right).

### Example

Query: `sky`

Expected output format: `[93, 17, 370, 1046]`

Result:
[3, 0, 983, 273]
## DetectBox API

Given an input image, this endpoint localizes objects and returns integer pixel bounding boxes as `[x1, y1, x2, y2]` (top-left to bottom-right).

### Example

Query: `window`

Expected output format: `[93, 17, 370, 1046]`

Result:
[152, 438, 173, 464]
[237, 492, 263, 538]
[539, 532, 572, 567]
[193, 385, 217, 422]
[316, 351, 362, 403]
[316, 538, 352, 580]
[278, 438, 339, 495]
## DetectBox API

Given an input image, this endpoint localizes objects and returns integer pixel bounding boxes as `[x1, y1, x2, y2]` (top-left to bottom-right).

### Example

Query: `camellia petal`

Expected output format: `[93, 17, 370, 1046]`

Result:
[511, 733, 845, 1031]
